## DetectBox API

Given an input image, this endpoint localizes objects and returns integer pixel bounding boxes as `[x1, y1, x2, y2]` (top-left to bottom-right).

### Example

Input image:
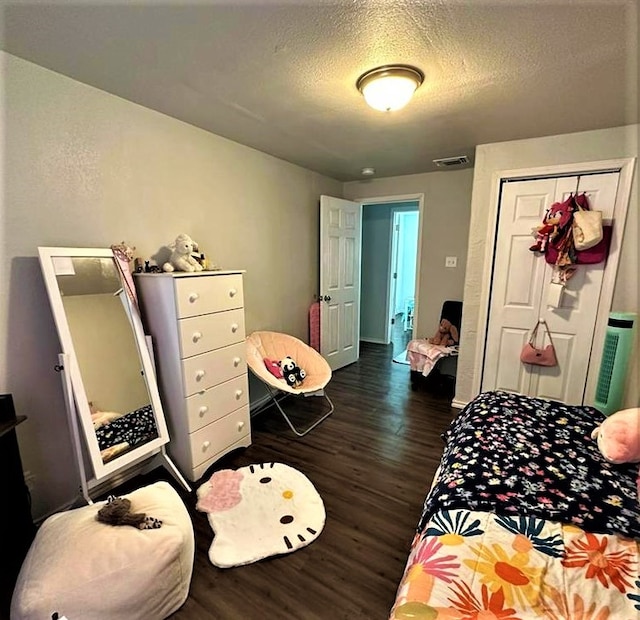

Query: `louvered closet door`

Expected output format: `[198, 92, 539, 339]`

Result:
[482, 172, 620, 405]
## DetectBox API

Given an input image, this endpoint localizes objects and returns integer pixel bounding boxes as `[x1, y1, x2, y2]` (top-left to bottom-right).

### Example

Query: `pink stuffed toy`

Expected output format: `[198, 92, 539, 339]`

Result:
[591, 408, 640, 464]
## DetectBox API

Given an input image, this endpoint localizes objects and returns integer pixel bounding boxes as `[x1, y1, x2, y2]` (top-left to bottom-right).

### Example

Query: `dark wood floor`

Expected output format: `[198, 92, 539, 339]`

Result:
[131, 325, 455, 619]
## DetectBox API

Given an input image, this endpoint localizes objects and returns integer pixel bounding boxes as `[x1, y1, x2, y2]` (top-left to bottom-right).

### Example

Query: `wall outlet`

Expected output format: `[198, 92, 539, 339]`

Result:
[445, 256, 458, 268]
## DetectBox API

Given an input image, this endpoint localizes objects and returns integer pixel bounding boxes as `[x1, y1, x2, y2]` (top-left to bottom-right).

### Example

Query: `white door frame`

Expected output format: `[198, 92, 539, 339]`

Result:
[471, 158, 636, 404]
[353, 193, 425, 342]
[389, 211, 401, 331]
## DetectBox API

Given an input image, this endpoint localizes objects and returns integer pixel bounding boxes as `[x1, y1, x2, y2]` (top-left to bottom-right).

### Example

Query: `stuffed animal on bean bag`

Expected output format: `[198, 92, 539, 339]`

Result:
[162, 233, 203, 273]
[279, 356, 306, 388]
[591, 408, 640, 464]
[429, 318, 459, 347]
[96, 495, 163, 530]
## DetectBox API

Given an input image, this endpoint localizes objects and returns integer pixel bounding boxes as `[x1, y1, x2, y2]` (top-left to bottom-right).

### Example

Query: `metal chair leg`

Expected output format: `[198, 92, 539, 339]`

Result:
[263, 384, 334, 437]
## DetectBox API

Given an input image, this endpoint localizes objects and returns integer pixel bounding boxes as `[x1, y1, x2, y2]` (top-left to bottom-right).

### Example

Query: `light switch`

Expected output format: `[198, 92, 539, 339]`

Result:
[445, 256, 457, 268]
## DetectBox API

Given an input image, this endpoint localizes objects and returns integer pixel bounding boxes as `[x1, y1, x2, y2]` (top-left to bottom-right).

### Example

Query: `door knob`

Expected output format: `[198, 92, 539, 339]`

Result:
[323, 295, 331, 302]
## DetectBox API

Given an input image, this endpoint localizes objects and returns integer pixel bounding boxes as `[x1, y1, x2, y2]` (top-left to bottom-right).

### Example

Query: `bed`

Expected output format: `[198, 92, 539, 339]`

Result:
[390, 391, 640, 619]
[91, 403, 158, 462]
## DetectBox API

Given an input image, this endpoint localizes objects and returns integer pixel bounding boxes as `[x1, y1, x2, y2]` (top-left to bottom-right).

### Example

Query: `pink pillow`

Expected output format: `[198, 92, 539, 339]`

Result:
[591, 408, 640, 464]
[263, 358, 283, 379]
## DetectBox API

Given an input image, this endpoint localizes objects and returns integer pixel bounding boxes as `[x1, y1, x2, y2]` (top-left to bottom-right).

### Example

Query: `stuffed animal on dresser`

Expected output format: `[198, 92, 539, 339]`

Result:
[429, 318, 459, 347]
[279, 356, 306, 388]
[162, 233, 203, 273]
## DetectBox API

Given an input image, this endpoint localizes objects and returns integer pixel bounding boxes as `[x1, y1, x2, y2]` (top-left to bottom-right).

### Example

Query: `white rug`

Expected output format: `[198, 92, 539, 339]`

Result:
[392, 349, 410, 365]
[196, 462, 325, 568]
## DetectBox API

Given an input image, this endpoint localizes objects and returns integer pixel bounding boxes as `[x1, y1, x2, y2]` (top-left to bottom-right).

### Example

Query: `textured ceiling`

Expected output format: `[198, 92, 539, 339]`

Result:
[1, 1, 638, 181]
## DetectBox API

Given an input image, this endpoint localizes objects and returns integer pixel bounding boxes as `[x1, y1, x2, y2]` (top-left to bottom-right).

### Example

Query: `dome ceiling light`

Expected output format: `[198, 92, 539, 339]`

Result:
[356, 64, 424, 112]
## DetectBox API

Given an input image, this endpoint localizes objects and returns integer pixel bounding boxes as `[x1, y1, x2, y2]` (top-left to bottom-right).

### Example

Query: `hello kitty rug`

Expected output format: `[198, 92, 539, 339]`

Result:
[196, 462, 326, 568]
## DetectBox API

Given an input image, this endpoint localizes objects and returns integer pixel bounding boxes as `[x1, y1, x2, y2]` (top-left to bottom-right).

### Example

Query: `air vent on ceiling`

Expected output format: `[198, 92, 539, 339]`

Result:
[433, 155, 470, 168]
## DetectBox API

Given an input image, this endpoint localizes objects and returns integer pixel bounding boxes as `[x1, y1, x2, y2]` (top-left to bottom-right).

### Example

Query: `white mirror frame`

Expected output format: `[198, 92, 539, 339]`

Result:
[39, 247, 171, 482]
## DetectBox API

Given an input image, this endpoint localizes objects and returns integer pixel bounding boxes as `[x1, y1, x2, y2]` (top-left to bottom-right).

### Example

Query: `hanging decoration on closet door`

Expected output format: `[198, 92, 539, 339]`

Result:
[530, 193, 610, 267]
[529, 193, 612, 309]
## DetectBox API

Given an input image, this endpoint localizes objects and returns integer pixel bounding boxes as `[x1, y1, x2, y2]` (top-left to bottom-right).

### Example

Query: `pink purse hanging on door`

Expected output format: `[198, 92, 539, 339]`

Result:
[520, 319, 557, 367]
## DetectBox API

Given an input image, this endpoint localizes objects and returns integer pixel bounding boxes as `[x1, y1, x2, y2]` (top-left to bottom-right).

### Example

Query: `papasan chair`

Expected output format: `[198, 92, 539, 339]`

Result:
[246, 331, 334, 436]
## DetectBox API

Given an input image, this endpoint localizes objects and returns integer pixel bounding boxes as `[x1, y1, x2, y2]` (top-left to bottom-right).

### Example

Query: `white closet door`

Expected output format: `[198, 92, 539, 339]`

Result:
[482, 172, 620, 405]
[482, 177, 569, 395]
[533, 172, 620, 403]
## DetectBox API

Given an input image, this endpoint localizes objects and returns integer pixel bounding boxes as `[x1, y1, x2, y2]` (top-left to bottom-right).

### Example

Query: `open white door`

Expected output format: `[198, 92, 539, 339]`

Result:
[320, 195, 361, 370]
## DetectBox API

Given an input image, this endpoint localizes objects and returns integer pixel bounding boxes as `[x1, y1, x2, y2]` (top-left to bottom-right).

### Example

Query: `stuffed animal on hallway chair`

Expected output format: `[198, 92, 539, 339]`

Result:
[429, 318, 459, 347]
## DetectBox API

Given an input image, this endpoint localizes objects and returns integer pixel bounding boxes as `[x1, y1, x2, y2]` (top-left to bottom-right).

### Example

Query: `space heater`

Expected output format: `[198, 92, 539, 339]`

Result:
[594, 312, 636, 416]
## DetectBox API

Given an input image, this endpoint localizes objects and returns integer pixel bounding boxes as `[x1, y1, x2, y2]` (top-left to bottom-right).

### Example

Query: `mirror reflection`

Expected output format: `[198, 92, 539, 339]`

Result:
[56, 256, 158, 463]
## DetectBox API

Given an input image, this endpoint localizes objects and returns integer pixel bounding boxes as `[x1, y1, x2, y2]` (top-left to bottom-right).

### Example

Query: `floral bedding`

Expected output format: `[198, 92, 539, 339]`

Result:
[390, 509, 640, 619]
[390, 391, 640, 619]
[94, 403, 158, 462]
[420, 391, 640, 539]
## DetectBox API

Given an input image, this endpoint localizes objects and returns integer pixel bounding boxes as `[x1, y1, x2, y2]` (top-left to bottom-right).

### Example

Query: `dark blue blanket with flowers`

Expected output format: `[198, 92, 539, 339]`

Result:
[418, 391, 640, 539]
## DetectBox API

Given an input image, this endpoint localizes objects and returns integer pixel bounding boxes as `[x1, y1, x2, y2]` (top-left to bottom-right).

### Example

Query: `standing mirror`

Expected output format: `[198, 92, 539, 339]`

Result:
[39, 247, 188, 501]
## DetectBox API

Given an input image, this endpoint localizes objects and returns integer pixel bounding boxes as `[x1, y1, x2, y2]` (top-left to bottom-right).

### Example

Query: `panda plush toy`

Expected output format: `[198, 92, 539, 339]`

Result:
[279, 356, 306, 388]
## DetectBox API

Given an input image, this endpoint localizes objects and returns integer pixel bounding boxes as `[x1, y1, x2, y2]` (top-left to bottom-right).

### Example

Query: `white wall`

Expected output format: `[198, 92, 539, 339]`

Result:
[1, 52, 342, 520]
[344, 169, 474, 340]
[456, 125, 639, 409]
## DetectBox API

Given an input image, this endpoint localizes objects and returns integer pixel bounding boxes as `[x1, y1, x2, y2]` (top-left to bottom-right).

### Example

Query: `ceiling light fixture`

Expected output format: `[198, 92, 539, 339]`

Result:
[356, 64, 424, 112]
[361, 167, 375, 176]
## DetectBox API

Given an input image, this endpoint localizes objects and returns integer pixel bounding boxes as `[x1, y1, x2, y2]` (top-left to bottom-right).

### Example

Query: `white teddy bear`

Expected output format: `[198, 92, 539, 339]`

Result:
[162, 233, 203, 273]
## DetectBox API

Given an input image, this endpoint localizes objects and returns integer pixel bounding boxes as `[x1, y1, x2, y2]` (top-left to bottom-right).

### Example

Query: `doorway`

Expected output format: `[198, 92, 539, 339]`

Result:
[359, 199, 421, 351]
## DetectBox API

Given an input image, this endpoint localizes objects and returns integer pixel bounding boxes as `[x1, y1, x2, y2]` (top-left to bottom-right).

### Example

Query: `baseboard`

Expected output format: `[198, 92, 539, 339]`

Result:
[360, 337, 389, 345]
[451, 398, 468, 410]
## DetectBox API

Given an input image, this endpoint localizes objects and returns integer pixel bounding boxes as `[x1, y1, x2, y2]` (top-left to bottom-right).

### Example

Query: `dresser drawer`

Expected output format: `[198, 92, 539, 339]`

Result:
[189, 405, 250, 467]
[185, 374, 249, 433]
[174, 274, 244, 319]
[178, 309, 245, 359]
[182, 341, 246, 396]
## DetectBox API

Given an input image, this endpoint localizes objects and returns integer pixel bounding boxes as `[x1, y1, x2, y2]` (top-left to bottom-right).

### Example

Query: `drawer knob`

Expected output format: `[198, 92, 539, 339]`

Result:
[196, 370, 206, 380]
[203, 441, 211, 450]
[233, 357, 241, 367]
[199, 406, 208, 416]
[231, 323, 239, 333]
[229, 288, 237, 298]
[235, 389, 243, 399]
[193, 331, 203, 342]
[237, 421, 245, 432]
[189, 292, 199, 303]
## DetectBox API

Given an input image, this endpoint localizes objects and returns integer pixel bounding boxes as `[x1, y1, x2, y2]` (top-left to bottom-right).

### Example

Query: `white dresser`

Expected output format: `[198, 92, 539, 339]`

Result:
[135, 271, 251, 481]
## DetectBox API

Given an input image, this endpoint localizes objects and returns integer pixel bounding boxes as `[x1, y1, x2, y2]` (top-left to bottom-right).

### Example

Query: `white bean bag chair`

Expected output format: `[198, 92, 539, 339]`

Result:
[11, 481, 194, 620]
[246, 331, 334, 435]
